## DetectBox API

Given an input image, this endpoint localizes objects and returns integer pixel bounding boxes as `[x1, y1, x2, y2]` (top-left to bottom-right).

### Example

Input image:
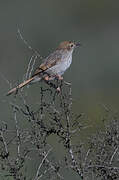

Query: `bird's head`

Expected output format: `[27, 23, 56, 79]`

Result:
[57, 41, 80, 52]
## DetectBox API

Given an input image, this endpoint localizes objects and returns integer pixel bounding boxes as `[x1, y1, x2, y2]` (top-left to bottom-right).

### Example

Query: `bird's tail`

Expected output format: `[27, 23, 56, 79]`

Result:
[6, 77, 35, 96]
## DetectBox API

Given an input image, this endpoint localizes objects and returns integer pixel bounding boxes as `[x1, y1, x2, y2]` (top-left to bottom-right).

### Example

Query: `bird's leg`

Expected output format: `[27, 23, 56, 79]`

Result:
[56, 87, 61, 92]
[44, 76, 50, 81]
[55, 75, 64, 92]
[43, 74, 63, 92]
[44, 74, 63, 81]
[43, 75, 61, 92]
[55, 74, 63, 80]
[51, 75, 62, 92]
[44, 75, 55, 81]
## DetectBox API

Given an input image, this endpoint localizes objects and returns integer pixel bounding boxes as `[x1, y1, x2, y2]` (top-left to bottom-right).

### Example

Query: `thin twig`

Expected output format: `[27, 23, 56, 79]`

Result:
[0, 130, 9, 156]
[87, 165, 119, 170]
[17, 28, 41, 57]
[17, 28, 43, 82]
[34, 148, 52, 180]
[84, 148, 91, 167]
[64, 85, 83, 179]
[109, 147, 118, 165]
[28, 55, 38, 79]
[38, 167, 52, 179]
[13, 106, 21, 157]
[44, 155, 64, 179]
[25, 54, 35, 80]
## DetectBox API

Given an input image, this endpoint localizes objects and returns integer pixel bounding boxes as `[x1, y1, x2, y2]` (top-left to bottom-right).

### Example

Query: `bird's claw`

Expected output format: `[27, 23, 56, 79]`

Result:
[55, 75, 63, 80]
[56, 87, 61, 92]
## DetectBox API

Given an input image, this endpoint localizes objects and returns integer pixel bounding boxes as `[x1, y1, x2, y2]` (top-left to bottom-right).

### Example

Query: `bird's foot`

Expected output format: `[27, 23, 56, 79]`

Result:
[44, 76, 49, 81]
[56, 75, 63, 80]
[44, 76, 53, 81]
[56, 87, 61, 92]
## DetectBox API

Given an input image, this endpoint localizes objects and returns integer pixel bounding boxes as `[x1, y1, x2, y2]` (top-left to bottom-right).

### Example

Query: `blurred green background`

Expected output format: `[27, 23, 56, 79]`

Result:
[0, 0, 119, 179]
[0, 0, 119, 134]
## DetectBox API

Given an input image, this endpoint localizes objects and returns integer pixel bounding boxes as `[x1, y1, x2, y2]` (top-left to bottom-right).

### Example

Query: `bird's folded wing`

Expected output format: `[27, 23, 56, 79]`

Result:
[32, 60, 57, 77]
[32, 50, 62, 77]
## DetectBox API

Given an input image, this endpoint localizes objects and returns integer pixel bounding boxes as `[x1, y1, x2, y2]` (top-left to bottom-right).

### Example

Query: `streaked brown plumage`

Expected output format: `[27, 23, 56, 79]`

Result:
[6, 41, 80, 96]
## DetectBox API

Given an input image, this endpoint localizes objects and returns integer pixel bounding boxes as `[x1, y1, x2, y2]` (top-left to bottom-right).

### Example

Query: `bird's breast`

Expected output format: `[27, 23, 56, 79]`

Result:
[62, 54, 72, 70]
[54, 54, 72, 75]
[46, 52, 72, 76]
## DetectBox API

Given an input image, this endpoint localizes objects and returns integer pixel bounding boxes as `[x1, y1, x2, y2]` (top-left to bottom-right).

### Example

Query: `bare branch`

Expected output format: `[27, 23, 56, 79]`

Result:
[0, 130, 9, 156]
[28, 54, 38, 79]
[17, 28, 41, 57]
[109, 147, 118, 165]
[34, 148, 52, 180]
[13, 105, 21, 158]
[25, 54, 35, 80]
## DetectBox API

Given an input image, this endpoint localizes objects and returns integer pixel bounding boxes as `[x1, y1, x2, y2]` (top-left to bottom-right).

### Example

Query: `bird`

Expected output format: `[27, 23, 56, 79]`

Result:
[6, 41, 80, 96]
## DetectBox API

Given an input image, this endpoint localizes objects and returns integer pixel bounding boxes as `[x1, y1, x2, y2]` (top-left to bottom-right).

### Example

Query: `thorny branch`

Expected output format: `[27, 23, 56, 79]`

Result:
[1, 81, 119, 179]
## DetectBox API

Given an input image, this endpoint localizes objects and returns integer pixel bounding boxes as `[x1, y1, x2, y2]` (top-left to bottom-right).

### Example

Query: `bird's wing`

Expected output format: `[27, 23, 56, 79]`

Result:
[32, 50, 62, 77]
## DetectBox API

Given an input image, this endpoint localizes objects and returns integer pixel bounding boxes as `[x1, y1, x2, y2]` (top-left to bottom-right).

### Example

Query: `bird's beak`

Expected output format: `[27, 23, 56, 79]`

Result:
[75, 42, 81, 47]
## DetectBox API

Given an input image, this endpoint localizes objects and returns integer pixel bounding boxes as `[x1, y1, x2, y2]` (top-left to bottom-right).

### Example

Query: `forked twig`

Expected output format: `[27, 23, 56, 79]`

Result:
[34, 148, 52, 180]
[17, 28, 41, 57]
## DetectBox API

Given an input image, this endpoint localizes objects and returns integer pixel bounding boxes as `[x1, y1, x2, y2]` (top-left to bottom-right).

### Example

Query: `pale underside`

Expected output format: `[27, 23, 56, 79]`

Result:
[32, 49, 73, 83]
